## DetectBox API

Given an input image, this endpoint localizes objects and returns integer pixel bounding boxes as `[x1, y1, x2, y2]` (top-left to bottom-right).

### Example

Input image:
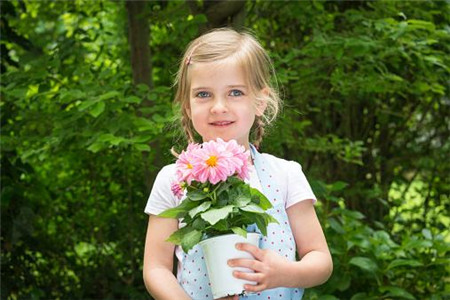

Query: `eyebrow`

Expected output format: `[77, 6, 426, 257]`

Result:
[191, 85, 247, 92]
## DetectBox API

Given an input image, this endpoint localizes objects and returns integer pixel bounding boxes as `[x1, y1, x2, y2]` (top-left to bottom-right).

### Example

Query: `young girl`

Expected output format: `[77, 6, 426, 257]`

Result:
[143, 28, 332, 300]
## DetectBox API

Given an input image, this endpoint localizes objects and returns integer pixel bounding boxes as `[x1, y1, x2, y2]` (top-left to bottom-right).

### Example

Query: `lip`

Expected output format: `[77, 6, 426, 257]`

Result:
[209, 121, 235, 126]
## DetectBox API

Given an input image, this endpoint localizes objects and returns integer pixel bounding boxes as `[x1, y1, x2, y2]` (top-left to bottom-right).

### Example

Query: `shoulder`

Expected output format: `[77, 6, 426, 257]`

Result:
[260, 152, 309, 187]
[145, 163, 178, 215]
[261, 152, 316, 206]
[151, 163, 177, 190]
[260, 152, 303, 171]
[157, 163, 177, 178]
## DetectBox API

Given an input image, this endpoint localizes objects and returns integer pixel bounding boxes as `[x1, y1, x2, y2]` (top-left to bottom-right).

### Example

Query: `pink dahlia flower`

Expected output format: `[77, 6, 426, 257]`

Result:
[171, 181, 184, 199]
[215, 138, 250, 181]
[191, 139, 234, 184]
[175, 143, 200, 184]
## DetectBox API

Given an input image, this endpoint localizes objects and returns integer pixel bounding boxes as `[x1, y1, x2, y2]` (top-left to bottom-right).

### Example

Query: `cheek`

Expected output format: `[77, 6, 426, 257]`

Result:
[188, 107, 205, 128]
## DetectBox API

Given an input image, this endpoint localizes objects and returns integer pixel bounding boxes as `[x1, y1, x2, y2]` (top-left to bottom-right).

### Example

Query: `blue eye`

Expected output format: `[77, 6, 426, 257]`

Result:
[196, 91, 210, 98]
[229, 89, 244, 97]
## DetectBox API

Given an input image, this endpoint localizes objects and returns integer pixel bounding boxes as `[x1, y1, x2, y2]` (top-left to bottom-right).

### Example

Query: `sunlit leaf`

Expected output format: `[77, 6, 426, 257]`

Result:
[200, 206, 233, 225]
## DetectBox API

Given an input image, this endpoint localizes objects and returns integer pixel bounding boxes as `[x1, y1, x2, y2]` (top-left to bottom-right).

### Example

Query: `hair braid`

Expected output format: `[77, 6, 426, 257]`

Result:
[181, 113, 195, 144]
[253, 117, 265, 149]
[171, 113, 194, 158]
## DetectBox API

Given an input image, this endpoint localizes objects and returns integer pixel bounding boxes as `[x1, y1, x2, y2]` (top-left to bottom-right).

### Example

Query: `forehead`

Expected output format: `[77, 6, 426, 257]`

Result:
[188, 59, 248, 88]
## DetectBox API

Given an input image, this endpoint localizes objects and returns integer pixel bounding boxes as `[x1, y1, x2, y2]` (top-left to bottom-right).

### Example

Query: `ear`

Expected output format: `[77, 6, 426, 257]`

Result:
[255, 88, 269, 117]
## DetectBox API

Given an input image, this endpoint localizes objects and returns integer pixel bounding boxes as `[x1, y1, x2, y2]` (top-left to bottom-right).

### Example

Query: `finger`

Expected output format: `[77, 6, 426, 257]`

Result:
[233, 270, 263, 282]
[244, 282, 266, 293]
[228, 258, 263, 271]
[236, 242, 264, 260]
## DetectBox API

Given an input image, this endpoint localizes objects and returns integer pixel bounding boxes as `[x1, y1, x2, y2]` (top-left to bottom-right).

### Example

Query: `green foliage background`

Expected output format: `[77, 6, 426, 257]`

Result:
[1, 1, 449, 299]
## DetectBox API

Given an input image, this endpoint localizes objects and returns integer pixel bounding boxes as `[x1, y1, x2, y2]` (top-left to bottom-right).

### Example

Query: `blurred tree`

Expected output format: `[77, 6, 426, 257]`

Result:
[126, 1, 152, 88]
[186, 0, 246, 32]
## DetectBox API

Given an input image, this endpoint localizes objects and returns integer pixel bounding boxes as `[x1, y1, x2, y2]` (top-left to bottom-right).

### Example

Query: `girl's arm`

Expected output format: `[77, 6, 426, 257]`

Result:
[143, 216, 191, 300]
[229, 200, 332, 291]
[284, 199, 333, 287]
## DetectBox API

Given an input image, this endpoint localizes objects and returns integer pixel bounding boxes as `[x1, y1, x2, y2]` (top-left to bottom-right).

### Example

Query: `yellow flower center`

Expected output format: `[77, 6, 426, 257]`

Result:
[206, 156, 218, 167]
[187, 163, 193, 169]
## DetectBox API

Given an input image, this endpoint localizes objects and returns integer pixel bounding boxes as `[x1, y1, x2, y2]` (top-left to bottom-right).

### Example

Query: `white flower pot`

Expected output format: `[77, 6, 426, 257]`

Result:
[199, 232, 260, 299]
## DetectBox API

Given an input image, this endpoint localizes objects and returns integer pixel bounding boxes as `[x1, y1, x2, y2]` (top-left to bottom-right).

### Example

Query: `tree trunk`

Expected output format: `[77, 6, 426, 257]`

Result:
[125, 1, 152, 88]
[186, 0, 246, 33]
[125, 2, 162, 191]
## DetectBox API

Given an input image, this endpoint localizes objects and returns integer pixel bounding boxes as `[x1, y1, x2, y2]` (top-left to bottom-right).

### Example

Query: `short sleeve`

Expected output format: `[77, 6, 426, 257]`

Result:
[286, 161, 317, 208]
[144, 164, 178, 215]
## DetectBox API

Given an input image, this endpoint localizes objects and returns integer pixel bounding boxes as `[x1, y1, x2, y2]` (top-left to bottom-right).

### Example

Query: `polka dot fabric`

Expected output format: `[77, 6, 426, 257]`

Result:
[177, 145, 304, 299]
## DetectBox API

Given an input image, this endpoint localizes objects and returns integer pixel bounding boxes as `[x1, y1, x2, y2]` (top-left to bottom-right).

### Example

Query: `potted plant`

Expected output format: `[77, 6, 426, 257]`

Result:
[159, 138, 278, 298]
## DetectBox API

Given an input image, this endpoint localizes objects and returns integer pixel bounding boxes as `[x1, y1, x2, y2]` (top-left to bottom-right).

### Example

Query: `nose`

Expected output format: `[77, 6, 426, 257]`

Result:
[210, 97, 228, 114]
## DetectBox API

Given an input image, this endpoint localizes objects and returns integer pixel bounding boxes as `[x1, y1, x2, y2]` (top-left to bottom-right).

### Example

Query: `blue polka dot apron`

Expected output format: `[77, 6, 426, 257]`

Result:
[177, 145, 304, 299]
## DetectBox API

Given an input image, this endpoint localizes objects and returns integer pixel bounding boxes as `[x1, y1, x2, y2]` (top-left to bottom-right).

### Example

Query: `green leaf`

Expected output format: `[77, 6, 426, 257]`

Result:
[97, 133, 125, 146]
[181, 229, 202, 253]
[122, 96, 142, 103]
[188, 201, 211, 218]
[166, 226, 192, 245]
[407, 19, 435, 31]
[134, 143, 151, 152]
[201, 205, 234, 225]
[211, 219, 229, 232]
[159, 200, 197, 219]
[387, 259, 423, 270]
[89, 101, 105, 118]
[87, 142, 104, 153]
[421, 228, 432, 240]
[328, 218, 345, 234]
[133, 117, 156, 132]
[250, 187, 272, 210]
[349, 257, 378, 273]
[187, 190, 208, 201]
[216, 181, 232, 196]
[404, 238, 433, 249]
[346, 210, 366, 220]
[384, 73, 404, 82]
[217, 192, 229, 206]
[192, 218, 207, 230]
[97, 90, 120, 101]
[330, 181, 348, 191]
[60, 89, 85, 102]
[231, 227, 248, 238]
[240, 203, 265, 214]
[131, 135, 153, 143]
[263, 214, 279, 225]
[350, 293, 369, 300]
[78, 98, 98, 111]
[234, 195, 251, 207]
[254, 215, 268, 236]
[336, 273, 351, 291]
[380, 286, 416, 300]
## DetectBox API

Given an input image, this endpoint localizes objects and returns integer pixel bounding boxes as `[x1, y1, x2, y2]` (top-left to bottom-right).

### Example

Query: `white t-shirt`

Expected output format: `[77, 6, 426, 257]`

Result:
[144, 152, 316, 216]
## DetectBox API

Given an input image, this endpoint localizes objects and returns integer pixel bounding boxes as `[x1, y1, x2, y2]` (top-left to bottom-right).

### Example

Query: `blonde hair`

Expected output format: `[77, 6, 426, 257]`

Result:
[174, 28, 281, 148]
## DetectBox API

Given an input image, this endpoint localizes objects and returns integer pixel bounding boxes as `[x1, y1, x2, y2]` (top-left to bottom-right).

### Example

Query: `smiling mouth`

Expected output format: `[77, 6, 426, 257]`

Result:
[210, 121, 235, 126]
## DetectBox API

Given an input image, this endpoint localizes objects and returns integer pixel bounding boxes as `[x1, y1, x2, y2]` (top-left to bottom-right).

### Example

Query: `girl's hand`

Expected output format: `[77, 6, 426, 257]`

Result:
[227, 243, 290, 293]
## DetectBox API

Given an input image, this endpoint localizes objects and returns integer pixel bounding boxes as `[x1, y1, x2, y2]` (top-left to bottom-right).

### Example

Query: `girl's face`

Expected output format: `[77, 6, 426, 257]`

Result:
[187, 60, 265, 150]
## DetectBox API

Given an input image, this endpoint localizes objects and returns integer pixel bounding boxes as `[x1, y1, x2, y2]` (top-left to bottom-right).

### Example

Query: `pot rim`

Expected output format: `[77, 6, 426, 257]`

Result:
[199, 232, 261, 247]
